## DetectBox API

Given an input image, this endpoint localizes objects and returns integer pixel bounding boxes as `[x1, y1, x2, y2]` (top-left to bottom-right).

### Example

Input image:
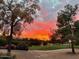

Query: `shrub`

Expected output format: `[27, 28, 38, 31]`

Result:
[0, 39, 7, 46]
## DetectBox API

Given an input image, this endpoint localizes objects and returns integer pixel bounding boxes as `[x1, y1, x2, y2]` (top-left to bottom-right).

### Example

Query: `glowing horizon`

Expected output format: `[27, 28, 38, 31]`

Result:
[16, 20, 57, 41]
[15, 0, 79, 41]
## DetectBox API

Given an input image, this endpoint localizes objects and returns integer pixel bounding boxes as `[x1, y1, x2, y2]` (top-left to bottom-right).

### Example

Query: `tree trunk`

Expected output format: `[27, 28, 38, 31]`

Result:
[7, 19, 14, 55]
[7, 36, 12, 55]
[71, 40, 76, 54]
[70, 23, 76, 54]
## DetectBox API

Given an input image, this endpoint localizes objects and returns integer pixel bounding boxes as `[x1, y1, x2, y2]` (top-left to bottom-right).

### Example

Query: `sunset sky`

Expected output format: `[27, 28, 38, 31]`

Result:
[19, 0, 79, 40]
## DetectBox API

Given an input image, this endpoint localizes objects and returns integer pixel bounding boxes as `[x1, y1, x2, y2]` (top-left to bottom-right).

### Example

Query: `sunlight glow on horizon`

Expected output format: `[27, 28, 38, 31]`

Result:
[16, 20, 57, 41]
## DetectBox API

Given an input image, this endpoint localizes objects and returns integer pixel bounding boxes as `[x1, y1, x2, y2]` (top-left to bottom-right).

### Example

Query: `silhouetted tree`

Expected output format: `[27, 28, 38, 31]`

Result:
[74, 20, 79, 45]
[57, 4, 78, 54]
[0, 0, 40, 54]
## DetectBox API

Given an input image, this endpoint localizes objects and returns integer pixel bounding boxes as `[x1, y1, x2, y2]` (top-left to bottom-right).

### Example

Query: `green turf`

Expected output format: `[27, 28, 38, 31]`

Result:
[29, 44, 70, 50]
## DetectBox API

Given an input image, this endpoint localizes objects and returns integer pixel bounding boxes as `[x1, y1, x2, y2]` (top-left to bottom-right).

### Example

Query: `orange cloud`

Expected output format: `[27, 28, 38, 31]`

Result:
[18, 20, 57, 41]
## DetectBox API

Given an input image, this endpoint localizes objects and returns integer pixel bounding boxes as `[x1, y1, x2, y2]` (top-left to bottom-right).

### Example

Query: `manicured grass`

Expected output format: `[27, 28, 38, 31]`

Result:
[74, 45, 79, 48]
[29, 44, 70, 50]
[29, 44, 79, 50]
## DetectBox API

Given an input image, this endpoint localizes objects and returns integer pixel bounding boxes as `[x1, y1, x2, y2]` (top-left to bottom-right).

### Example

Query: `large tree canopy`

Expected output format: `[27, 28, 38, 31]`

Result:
[56, 4, 78, 54]
[74, 20, 79, 45]
[57, 4, 78, 41]
[0, 0, 40, 53]
[0, 0, 40, 38]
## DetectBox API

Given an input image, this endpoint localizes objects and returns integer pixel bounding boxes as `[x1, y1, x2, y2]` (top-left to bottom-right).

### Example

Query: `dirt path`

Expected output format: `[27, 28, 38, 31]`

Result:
[0, 49, 79, 59]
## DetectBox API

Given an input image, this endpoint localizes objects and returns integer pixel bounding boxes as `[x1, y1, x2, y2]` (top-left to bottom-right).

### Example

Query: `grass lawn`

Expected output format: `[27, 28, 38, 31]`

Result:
[29, 44, 70, 50]
[29, 44, 79, 50]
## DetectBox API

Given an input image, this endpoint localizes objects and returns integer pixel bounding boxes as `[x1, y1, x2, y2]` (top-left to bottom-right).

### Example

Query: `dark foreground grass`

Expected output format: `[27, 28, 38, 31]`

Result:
[0, 53, 16, 59]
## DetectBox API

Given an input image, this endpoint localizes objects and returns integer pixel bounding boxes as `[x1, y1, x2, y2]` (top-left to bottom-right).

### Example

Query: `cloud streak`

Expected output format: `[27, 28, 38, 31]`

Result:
[18, 20, 57, 40]
[17, 0, 79, 40]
